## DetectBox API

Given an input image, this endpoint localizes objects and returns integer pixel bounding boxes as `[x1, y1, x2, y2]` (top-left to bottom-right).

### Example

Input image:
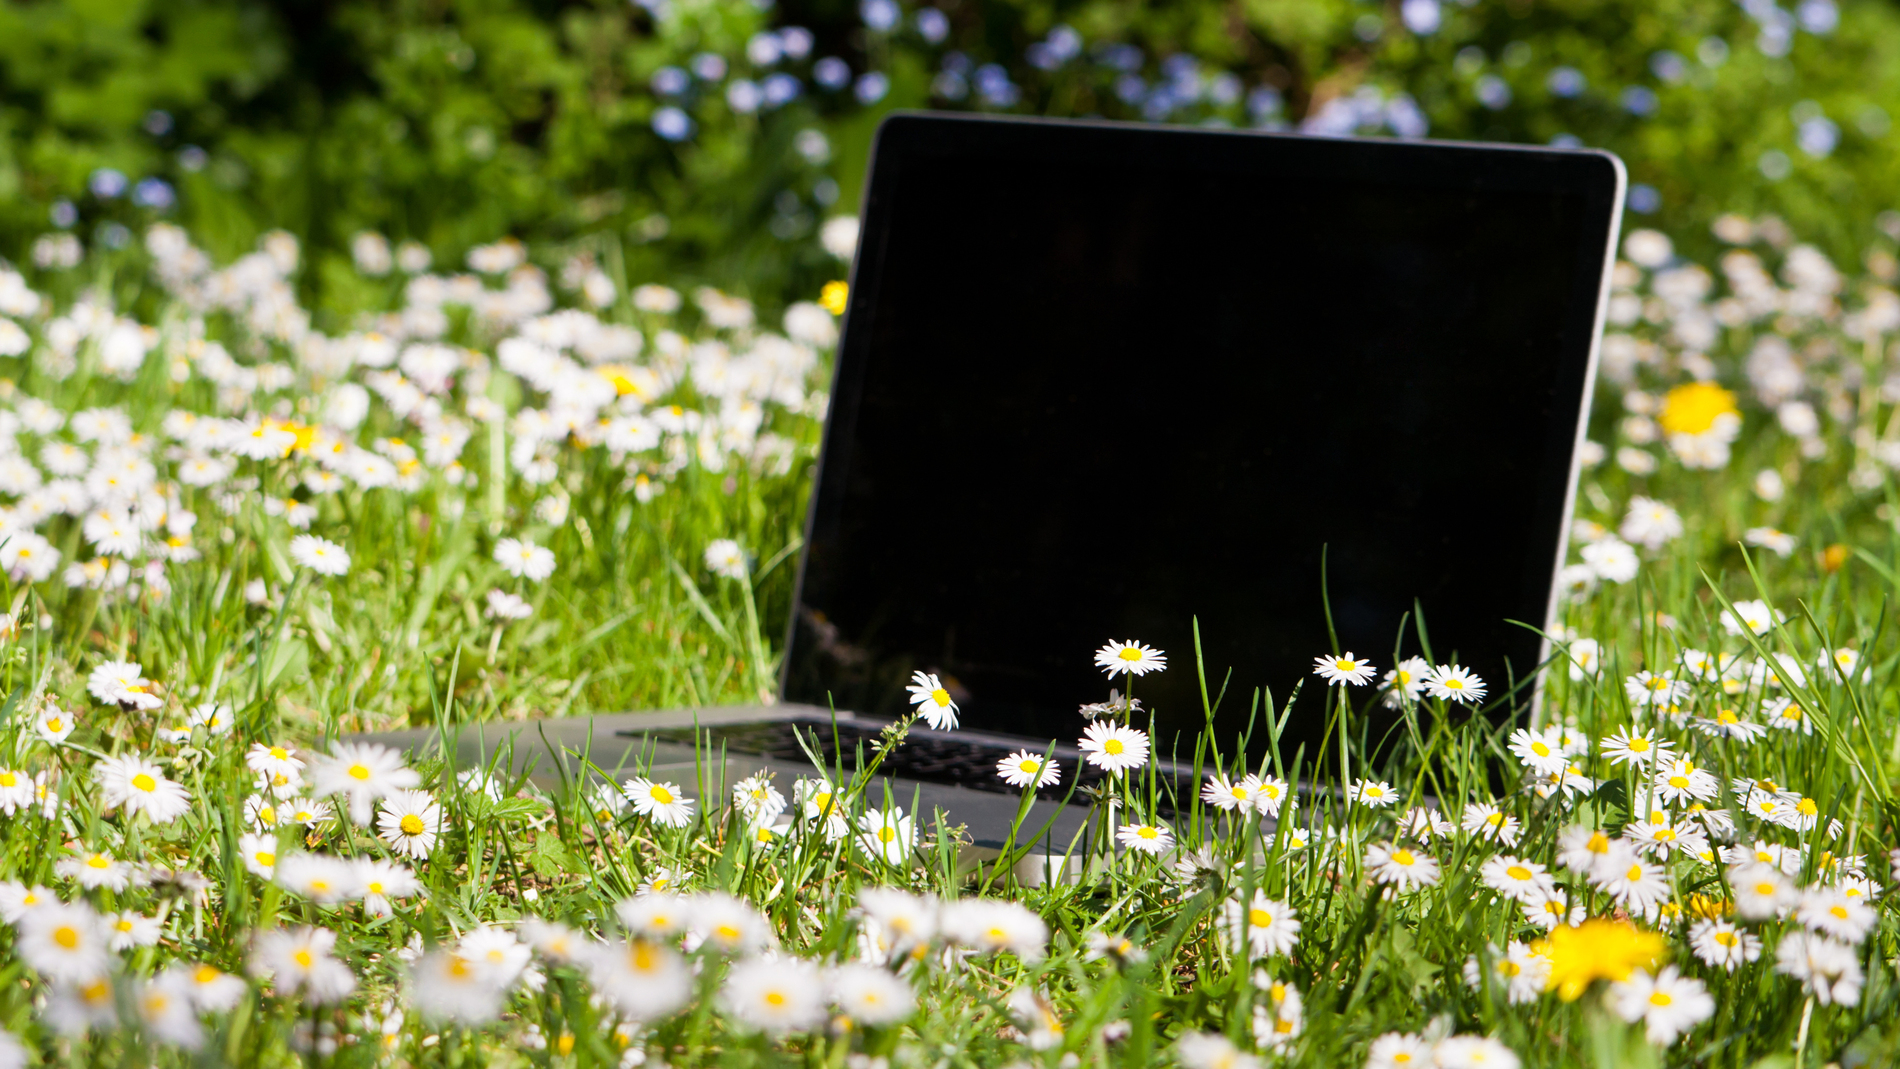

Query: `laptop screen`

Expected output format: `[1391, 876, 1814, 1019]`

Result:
[785, 115, 1622, 760]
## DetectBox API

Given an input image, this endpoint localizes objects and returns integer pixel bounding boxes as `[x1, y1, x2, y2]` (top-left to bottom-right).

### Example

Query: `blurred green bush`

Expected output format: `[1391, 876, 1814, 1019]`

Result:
[3, 0, 1898, 320]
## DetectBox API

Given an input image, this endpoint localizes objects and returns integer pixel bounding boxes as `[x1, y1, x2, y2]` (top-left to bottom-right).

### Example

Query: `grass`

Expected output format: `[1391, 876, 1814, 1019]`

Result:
[0, 220, 1896, 1068]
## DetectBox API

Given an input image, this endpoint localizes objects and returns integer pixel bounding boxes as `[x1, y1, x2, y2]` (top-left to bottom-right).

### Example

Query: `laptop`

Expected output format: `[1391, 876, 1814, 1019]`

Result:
[362, 113, 1624, 851]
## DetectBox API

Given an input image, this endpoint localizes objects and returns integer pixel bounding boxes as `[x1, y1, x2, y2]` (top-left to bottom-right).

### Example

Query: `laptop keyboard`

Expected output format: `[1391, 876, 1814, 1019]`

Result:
[633, 716, 1193, 813]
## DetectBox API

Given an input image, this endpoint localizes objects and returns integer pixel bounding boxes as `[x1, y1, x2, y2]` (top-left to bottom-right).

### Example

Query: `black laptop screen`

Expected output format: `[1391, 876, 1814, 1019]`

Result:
[785, 115, 1621, 758]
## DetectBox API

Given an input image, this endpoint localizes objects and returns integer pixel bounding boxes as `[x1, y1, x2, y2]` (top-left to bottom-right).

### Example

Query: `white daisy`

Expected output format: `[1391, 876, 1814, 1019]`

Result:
[56, 850, 130, 891]
[1795, 887, 1877, 943]
[376, 789, 443, 858]
[1594, 853, 1670, 914]
[1520, 891, 1578, 931]
[1093, 639, 1166, 677]
[1730, 863, 1796, 920]
[1365, 1032, 1433, 1069]
[1694, 707, 1766, 742]
[494, 537, 556, 581]
[997, 750, 1061, 789]
[858, 807, 915, 865]
[238, 833, 280, 880]
[94, 754, 191, 824]
[1600, 728, 1673, 767]
[1609, 966, 1713, 1045]
[1380, 656, 1431, 708]
[1077, 721, 1150, 774]
[621, 777, 695, 828]
[275, 854, 359, 905]
[288, 534, 350, 576]
[715, 957, 832, 1039]
[1506, 727, 1567, 775]
[16, 901, 111, 982]
[1349, 778, 1398, 809]
[731, 774, 787, 821]
[703, 538, 748, 580]
[310, 742, 420, 825]
[1462, 941, 1550, 1005]
[1652, 759, 1719, 805]
[408, 950, 506, 1026]
[938, 898, 1048, 959]
[105, 910, 162, 951]
[246, 743, 305, 780]
[1432, 1035, 1521, 1069]
[249, 926, 357, 1003]
[1202, 772, 1259, 812]
[856, 888, 939, 957]
[688, 892, 772, 956]
[1774, 932, 1864, 1006]
[33, 700, 77, 745]
[904, 670, 959, 730]
[1688, 919, 1761, 970]
[586, 937, 692, 1021]
[1423, 663, 1486, 704]
[1460, 802, 1521, 846]
[484, 589, 533, 620]
[1720, 598, 1781, 636]
[1312, 651, 1376, 686]
[1253, 775, 1293, 817]
[1479, 855, 1556, 904]
[1364, 842, 1441, 891]
[1221, 892, 1300, 958]
[826, 962, 916, 1027]
[1400, 806, 1455, 840]
[1116, 821, 1174, 855]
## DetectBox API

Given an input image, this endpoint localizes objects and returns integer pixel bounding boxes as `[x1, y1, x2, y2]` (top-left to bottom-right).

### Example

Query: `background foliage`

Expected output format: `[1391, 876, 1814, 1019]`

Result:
[4, 0, 1900, 326]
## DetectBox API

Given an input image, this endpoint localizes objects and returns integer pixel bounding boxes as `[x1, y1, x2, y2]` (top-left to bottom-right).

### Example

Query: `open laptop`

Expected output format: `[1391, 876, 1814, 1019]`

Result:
[363, 113, 1624, 848]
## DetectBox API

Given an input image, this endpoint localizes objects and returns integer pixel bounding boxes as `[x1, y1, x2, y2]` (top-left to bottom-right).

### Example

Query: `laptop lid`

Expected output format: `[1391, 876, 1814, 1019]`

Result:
[783, 113, 1623, 759]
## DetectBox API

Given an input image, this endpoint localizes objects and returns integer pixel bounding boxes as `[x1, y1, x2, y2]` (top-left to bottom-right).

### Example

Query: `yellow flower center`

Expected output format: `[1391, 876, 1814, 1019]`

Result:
[1531, 742, 1550, 757]
[1629, 738, 1651, 752]
[194, 965, 221, 983]
[650, 786, 674, 804]
[878, 826, 896, 843]
[765, 990, 787, 1007]
[270, 746, 289, 760]
[1393, 849, 1416, 866]
[1249, 909, 1273, 928]
[1506, 865, 1531, 881]
[1118, 648, 1142, 662]
[1714, 931, 1737, 947]
[930, 688, 949, 706]
[400, 814, 425, 835]
[131, 773, 156, 792]
[294, 949, 314, 969]
[1104, 739, 1124, 755]
[53, 926, 79, 949]
[348, 764, 371, 781]
[87, 855, 109, 869]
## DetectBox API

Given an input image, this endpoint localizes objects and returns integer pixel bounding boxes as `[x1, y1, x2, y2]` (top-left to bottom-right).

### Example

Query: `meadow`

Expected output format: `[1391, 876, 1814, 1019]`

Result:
[0, 215, 1896, 1068]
